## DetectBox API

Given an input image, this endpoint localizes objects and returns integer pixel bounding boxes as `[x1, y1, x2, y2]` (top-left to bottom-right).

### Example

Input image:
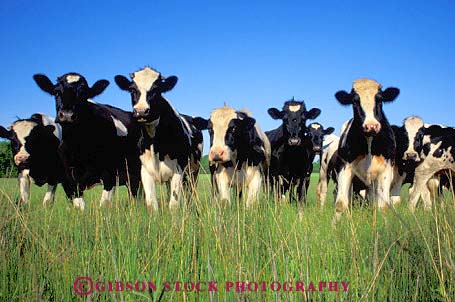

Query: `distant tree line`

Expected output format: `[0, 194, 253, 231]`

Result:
[0, 141, 17, 178]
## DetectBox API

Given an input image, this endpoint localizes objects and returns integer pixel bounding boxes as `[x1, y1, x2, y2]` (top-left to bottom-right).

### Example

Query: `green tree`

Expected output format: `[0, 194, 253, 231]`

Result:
[0, 141, 17, 178]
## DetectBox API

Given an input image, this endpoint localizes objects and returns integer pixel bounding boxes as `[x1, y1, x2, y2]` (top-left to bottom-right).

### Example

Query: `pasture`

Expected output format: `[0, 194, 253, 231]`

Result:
[0, 173, 454, 302]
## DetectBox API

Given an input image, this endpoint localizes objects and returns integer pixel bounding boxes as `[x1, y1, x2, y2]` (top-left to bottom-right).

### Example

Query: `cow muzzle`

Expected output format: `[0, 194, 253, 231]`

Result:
[313, 145, 322, 153]
[363, 121, 381, 136]
[57, 110, 76, 123]
[133, 108, 151, 122]
[288, 138, 301, 146]
[209, 147, 229, 163]
[14, 153, 29, 165]
[404, 152, 419, 161]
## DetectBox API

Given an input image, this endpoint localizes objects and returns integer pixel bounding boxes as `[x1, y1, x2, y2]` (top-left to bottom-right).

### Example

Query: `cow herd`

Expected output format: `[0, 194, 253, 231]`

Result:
[0, 67, 454, 223]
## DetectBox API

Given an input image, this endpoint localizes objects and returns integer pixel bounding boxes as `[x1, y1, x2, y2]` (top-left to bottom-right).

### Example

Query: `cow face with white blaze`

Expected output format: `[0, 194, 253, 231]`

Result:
[0, 121, 55, 168]
[268, 100, 321, 146]
[335, 79, 399, 136]
[307, 123, 335, 153]
[33, 73, 109, 124]
[115, 67, 178, 122]
[194, 106, 256, 164]
[394, 116, 425, 163]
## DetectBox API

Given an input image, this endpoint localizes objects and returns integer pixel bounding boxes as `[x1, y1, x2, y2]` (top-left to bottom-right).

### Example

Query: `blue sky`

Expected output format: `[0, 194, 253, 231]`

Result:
[0, 0, 453, 153]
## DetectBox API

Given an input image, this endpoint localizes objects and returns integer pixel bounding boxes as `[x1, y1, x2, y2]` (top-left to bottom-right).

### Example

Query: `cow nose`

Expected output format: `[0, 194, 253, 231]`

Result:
[58, 110, 75, 123]
[209, 149, 225, 162]
[313, 146, 322, 152]
[363, 122, 381, 135]
[405, 152, 418, 161]
[14, 154, 29, 165]
[288, 138, 301, 146]
[134, 108, 150, 118]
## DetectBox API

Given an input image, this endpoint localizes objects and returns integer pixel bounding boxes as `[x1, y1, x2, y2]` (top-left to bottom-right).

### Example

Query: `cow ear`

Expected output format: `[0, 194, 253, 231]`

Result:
[44, 125, 55, 134]
[192, 117, 209, 130]
[89, 80, 109, 98]
[0, 126, 11, 139]
[324, 127, 335, 135]
[267, 108, 284, 120]
[335, 90, 352, 105]
[161, 76, 178, 93]
[114, 75, 131, 91]
[305, 108, 321, 120]
[33, 74, 55, 95]
[382, 87, 400, 102]
[242, 116, 256, 129]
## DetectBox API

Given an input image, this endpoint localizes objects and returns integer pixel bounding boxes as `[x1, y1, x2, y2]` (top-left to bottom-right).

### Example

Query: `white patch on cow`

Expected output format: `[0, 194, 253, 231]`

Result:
[111, 115, 128, 137]
[73, 197, 85, 211]
[140, 145, 184, 211]
[39, 113, 62, 141]
[87, 99, 97, 104]
[197, 143, 203, 153]
[42, 184, 57, 206]
[132, 67, 161, 111]
[18, 169, 31, 205]
[245, 165, 262, 207]
[310, 123, 321, 129]
[288, 104, 301, 112]
[66, 74, 80, 83]
[339, 119, 353, 149]
[317, 134, 340, 206]
[403, 116, 424, 159]
[99, 188, 115, 206]
[209, 106, 238, 162]
[353, 78, 382, 127]
[11, 121, 36, 163]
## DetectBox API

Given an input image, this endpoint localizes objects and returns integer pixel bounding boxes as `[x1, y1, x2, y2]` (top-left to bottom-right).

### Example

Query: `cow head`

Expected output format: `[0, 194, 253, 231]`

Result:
[33, 73, 109, 124]
[193, 106, 256, 164]
[267, 100, 321, 146]
[335, 79, 399, 136]
[307, 122, 334, 153]
[115, 67, 178, 123]
[0, 120, 55, 168]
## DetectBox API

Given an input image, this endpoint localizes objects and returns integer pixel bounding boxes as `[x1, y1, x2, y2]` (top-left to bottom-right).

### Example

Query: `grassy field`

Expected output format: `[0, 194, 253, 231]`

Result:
[0, 173, 454, 302]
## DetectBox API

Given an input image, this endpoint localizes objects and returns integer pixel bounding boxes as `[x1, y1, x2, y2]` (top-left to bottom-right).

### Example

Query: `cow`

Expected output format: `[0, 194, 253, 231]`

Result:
[307, 122, 335, 156]
[0, 114, 65, 206]
[33, 73, 141, 210]
[333, 78, 400, 222]
[408, 124, 455, 210]
[265, 99, 321, 209]
[192, 106, 270, 207]
[114, 67, 202, 211]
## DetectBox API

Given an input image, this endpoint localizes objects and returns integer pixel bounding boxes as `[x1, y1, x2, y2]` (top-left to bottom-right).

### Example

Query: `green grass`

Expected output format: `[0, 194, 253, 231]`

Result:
[0, 174, 454, 302]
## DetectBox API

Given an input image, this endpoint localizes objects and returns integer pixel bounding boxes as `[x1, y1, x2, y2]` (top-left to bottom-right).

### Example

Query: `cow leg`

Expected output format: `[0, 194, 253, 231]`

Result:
[169, 172, 183, 209]
[334, 165, 354, 223]
[100, 173, 116, 207]
[317, 171, 329, 207]
[376, 163, 393, 209]
[391, 171, 406, 205]
[18, 169, 31, 205]
[42, 184, 57, 207]
[141, 166, 158, 211]
[409, 171, 434, 211]
[246, 166, 262, 208]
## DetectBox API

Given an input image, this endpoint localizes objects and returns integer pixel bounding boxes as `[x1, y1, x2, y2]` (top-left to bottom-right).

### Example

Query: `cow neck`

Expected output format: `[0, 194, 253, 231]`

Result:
[236, 125, 265, 168]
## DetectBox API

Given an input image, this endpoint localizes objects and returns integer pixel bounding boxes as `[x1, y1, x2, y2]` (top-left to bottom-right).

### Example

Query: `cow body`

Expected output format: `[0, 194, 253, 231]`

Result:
[333, 78, 400, 222]
[193, 106, 270, 207]
[266, 100, 321, 208]
[0, 113, 65, 206]
[408, 124, 455, 210]
[115, 67, 202, 211]
[33, 73, 141, 210]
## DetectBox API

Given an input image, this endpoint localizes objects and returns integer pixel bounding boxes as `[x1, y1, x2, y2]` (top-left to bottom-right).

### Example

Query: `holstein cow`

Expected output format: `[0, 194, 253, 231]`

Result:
[114, 67, 202, 211]
[33, 73, 141, 210]
[408, 124, 455, 210]
[307, 122, 335, 157]
[0, 114, 65, 206]
[333, 78, 400, 222]
[192, 106, 270, 207]
[266, 100, 321, 207]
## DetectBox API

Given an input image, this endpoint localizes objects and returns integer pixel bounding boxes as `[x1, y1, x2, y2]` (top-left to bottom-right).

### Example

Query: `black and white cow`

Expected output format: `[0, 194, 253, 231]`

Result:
[307, 122, 335, 156]
[266, 100, 321, 207]
[0, 114, 65, 206]
[192, 106, 270, 207]
[408, 124, 455, 210]
[33, 73, 141, 210]
[115, 67, 202, 211]
[333, 78, 400, 221]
